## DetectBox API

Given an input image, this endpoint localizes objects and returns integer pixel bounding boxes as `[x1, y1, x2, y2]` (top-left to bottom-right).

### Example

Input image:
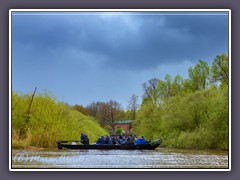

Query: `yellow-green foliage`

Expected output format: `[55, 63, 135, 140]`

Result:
[134, 55, 228, 150]
[134, 86, 228, 150]
[12, 90, 108, 149]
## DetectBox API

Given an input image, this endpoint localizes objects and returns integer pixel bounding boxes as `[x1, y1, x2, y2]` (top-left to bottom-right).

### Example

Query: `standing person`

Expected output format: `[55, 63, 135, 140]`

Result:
[80, 133, 86, 143]
[80, 133, 89, 145]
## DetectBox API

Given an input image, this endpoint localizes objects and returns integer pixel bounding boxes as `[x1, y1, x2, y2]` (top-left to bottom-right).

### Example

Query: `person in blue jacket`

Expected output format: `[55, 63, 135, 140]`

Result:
[120, 137, 126, 144]
[135, 136, 147, 145]
[141, 136, 146, 144]
[96, 136, 105, 145]
[111, 136, 119, 145]
[118, 135, 126, 144]
[105, 136, 113, 144]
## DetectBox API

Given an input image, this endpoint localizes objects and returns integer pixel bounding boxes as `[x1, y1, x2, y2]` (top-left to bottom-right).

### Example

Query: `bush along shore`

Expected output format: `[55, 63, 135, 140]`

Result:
[12, 90, 108, 149]
[133, 54, 229, 150]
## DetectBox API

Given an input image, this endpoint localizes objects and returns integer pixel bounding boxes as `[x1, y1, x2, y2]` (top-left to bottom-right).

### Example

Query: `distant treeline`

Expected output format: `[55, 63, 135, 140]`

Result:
[134, 53, 229, 150]
[72, 96, 138, 132]
[12, 91, 108, 149]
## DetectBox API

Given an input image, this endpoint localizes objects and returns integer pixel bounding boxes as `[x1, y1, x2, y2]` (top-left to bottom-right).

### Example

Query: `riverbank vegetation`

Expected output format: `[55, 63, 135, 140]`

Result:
[134, 53, 229, 150]
[12, 53, 229, 150]
[12, 91, 108, 149]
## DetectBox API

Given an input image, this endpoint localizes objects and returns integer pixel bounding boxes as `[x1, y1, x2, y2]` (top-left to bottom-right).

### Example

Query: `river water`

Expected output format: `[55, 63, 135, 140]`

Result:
[11, 148, 228, 169]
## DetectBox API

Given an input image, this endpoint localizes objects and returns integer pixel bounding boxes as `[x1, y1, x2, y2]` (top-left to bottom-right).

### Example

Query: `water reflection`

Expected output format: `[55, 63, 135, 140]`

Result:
[12, 148, 228, 169]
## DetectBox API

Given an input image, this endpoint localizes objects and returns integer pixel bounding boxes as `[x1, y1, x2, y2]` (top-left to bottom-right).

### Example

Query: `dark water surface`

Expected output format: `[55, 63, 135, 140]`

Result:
[12, 148, 228, 169]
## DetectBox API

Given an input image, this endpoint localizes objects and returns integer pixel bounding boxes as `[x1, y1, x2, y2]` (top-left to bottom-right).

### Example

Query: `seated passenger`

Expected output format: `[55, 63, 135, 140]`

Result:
[117, 135, 122, 144]
[135, 136, 147, 145]
[126, 136, 132, 143]
[141, 136, 146, 144]
[105, 136, 113, 144]
[128, 135, 134, 142]
[120, 137, 126, 144]
[96, 137, 102, 145]
[135, 137, 142, 145]
[111, 136, 119, 145]
[96, 136, 105, 145]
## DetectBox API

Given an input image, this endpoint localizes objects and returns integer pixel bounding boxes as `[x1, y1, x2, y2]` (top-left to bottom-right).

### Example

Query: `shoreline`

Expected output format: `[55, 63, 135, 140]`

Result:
[11, 146, 229, 154]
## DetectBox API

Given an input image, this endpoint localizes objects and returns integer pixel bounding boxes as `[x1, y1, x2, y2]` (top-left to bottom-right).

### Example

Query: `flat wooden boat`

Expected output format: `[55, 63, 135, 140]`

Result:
[57, 139, 161, 150]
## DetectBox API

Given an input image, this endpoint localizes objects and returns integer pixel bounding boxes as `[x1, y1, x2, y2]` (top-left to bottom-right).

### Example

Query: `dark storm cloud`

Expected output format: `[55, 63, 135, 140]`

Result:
[12, 11, 229, 107]
[12, 12, 228, 71]
[127, 14, 229, 68]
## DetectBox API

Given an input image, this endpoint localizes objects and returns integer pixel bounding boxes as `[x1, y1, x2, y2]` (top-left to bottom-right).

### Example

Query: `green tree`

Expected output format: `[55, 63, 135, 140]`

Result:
[172, 75, 184, 96]
[142, 78, 159, 104]
[133, 54, 228, 150]
[115, 127, 123, 135]
[188, 60, 210, 91]
[211, 53, 229, 86]
[134, 101, 163, 139]
[157, 74, 184, 100]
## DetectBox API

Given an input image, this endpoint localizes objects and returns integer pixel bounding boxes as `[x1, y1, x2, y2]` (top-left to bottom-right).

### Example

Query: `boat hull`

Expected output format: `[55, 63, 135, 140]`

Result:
[57, 142, 160, 150]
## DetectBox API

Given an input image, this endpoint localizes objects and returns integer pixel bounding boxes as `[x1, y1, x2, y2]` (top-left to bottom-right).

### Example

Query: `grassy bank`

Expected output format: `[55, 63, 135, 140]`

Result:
[12, 90, 108, 149]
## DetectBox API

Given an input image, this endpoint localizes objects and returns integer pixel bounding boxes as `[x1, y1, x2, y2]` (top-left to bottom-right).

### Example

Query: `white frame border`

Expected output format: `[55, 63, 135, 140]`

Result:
[9, 9, 231, 172]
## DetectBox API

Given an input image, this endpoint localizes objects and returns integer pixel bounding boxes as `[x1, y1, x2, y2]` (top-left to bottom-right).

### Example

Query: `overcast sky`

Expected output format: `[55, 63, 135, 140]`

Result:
[12, 11, 229, 109]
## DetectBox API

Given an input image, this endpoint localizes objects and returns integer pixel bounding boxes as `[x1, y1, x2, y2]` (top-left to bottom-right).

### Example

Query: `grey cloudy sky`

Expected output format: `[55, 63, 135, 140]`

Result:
[12, 11, 229, 109]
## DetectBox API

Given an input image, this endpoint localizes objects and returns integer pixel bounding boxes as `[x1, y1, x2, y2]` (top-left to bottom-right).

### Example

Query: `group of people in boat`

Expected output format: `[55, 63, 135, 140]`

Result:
[96, 135, 148, 145]
[80, 133, 148, 145]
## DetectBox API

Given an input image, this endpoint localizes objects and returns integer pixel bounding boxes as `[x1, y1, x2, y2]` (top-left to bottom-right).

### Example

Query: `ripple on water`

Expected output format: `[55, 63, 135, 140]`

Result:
[12, 148, 229, 169]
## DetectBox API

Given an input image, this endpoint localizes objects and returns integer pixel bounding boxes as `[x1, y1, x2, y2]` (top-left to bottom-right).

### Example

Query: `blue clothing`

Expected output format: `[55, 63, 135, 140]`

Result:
[105, 139, 113, 144]
[120, 139, 126, 144]
[105, 136, 112, 144]
[112, 139, 118, 145]
[135, 139, 141, 145]
[141, 138, 146, 144]
[135, 138, 146, 145]
[96, 138, 105, 145]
